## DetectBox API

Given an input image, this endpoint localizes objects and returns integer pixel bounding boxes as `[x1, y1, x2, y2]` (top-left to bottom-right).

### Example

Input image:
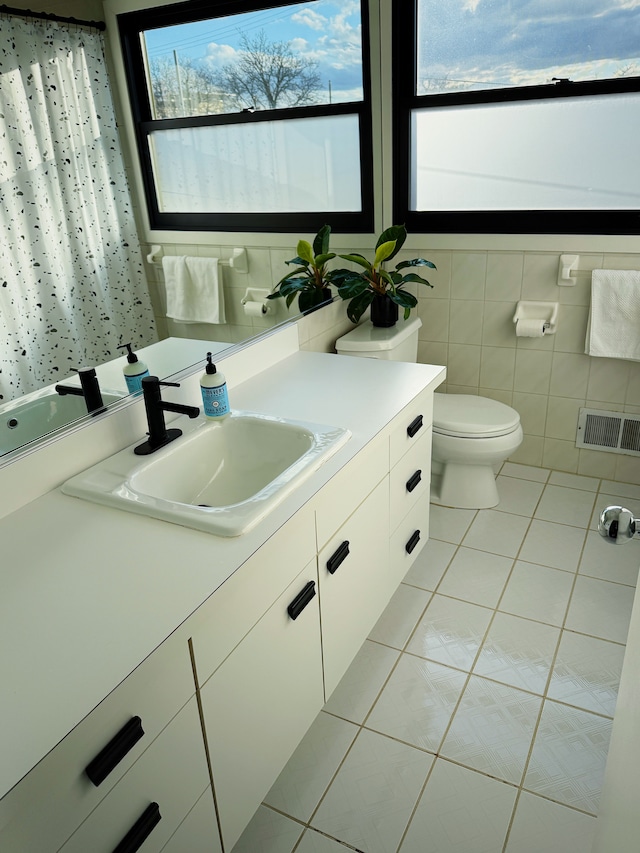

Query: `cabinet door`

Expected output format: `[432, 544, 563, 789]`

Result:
[161, 788, 221, 853]
[199, 559, 323, 852]
[318, 477, 391, 699]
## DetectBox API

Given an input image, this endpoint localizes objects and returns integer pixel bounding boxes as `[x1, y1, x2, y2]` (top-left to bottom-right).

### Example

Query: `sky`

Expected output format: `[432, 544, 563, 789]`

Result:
[418, 0, 640, 92]
[143, 0, 363, 102]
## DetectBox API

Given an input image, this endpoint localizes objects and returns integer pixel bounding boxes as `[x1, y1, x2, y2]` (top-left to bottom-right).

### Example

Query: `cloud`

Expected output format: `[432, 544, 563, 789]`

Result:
[203, 42, 238, 68]
[291, 9, 327, 31]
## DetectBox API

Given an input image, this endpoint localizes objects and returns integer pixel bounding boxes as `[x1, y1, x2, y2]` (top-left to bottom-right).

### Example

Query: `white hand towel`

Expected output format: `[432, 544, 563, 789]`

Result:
[162, 256, 226, 325]
[585, 269, 640, 361]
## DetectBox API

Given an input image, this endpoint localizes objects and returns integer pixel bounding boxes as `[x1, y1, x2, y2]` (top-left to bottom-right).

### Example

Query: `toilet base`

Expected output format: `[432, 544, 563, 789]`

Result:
[431, 461, 500, 509]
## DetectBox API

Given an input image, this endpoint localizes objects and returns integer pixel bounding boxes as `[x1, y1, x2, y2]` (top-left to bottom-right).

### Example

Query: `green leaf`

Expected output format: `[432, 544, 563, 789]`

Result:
[297, 240, 314, 265]
[373, 240, 397, 267]
[275, 267, 309, 287]
[313, 225, 331, 258]
[388, 289, 418, 309]
[375, 225, 406, 261]
[346, 290, 374, 324]
[378, 268, 395, 287]
[336, 279, 370, 299]
[398, 272, 434, 286]
[314, 252, 336, 266]
[395, 258, 436, 271]
[339, 253, 373, 271]
[285, 256, 306, 266]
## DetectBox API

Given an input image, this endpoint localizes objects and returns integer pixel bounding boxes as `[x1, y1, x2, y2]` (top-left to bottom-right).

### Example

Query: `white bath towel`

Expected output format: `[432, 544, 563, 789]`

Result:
[162, 256, 226, 324]
[585, 269, 640, 361]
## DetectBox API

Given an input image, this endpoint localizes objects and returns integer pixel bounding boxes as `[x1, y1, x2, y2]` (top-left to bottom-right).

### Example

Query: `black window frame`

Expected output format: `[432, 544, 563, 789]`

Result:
[118, 0, 374, 233]
[392, 0, 640, 235]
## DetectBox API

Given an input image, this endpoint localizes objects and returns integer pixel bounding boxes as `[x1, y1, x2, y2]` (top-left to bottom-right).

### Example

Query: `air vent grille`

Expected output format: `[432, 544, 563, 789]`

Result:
[577, 409, 640, 456]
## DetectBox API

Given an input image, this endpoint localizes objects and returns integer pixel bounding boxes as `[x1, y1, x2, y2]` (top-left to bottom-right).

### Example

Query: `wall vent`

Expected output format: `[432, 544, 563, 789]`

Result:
[577, 408, 640, 456]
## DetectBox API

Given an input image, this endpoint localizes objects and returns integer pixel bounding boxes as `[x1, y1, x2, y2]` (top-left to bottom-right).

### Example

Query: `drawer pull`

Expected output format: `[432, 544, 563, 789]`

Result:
[85, 716, 145, 787]
[406, 469, 422, 493]
[405, 530, 421, 554]
[112, 802, 161, 853]
[407, 415, 423, 438]
[327, 540, 350, 575]
[287, 581, 316, 620]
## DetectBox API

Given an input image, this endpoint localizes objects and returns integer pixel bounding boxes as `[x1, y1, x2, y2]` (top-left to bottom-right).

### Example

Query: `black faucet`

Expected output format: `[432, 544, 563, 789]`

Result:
[55, 367, 105, 415]
[134, 376, 200, 455]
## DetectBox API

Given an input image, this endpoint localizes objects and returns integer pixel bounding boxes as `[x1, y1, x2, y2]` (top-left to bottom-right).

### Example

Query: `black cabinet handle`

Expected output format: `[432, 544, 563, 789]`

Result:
[407, 415, 423, 438]
[327, 540, 350, 575]
[405, 530, 421, 554]
[112, 802, 161, 853]
[406, 469, 422, 493]
[85, 716, 145, 787]
[288, 581, 316, 620]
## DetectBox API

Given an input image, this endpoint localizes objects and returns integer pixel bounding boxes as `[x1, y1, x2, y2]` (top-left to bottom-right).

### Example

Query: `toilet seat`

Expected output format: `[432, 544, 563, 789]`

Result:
[433, 394, 520, 439]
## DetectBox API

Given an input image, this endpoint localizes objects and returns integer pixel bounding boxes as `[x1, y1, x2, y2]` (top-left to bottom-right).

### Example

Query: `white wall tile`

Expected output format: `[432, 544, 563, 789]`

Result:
[451, 252, 487, 300]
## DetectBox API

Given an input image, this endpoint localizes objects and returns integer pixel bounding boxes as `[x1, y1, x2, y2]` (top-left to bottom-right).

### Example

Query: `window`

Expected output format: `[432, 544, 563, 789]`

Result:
[393, 0, 640, 234]
[119, 0, 373, 232]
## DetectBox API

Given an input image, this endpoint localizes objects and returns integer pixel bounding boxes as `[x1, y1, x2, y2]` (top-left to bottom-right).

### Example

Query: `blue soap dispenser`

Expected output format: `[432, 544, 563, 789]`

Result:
[118, 343, 149, 394]
[200, 352, 230, 419]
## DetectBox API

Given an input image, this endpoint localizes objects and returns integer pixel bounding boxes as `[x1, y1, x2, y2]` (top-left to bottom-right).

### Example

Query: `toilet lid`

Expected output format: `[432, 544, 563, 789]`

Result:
[433, 394, 521, 438]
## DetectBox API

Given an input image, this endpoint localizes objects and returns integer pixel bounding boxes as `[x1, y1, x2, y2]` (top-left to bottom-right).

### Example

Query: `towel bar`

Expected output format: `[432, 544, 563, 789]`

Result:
[146, 246, 248, 274]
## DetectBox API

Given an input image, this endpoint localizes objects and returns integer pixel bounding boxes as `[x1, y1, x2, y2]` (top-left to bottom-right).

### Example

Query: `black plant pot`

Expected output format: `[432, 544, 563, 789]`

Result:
[299, 288, 332, 315]
[370, 293, 398, 328]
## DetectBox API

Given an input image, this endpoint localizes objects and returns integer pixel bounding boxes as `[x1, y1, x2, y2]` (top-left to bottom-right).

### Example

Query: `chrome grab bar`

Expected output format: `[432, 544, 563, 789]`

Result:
[599, 506, 640, 545]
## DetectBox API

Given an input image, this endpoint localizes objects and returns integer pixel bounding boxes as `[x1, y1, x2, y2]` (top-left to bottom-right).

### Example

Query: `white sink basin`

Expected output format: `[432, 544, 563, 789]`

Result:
[1, 389, 122, 455]
[62, 411, 351, 536]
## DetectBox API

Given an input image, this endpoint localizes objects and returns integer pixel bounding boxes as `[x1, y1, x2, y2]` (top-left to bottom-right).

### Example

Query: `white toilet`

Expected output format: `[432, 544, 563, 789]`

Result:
[335, 317, 523, 509]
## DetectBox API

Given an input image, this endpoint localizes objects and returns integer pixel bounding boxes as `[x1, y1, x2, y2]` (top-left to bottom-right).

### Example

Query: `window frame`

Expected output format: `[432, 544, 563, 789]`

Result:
[392, 0, 640, 235]
[118, 0, 374, 233]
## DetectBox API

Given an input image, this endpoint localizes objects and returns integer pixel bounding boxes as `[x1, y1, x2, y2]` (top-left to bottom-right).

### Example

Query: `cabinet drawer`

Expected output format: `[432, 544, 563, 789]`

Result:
[59, 696, 210, 853]
[190, 504, 315, 685]
[389, 428, 432, 533]
[390, 491, 431, 583]
[314, 432, 388, 550]
[0, 634, 195, 853]
[389, 387, 434, 468]
[319, 477, 391, 699]
[161, 788, 221, 853]
[200, 559, 324, 852]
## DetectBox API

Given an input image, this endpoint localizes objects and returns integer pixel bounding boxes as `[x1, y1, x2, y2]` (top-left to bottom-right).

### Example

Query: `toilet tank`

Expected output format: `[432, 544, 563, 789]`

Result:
[335, 316, 422, 362]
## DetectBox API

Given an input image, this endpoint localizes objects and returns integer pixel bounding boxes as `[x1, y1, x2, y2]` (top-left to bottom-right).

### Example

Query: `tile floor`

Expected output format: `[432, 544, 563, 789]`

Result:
[232, 464, 640, 853]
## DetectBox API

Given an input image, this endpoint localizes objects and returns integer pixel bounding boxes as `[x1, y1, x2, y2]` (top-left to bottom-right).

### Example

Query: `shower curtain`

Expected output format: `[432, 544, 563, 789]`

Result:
[0, 14, 157, 403]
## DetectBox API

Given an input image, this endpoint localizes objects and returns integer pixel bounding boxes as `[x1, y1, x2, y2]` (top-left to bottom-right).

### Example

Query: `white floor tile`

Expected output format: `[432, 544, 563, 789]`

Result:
[264, 712, 359, 823]
[548, 471, 600, 492]
[600, 479, 640, 501]
[440, 675, 542, 785]
[366, 656, 468, 752]
[565, 575, 635, 644]
[295, 830, 355, 852]
[495, 475, 545, 517]
[579, 529, 640, 587]
[406, 594, 493, 671]
[524, 700, 612, 814]
[437, 546, 514, 608]
[499, 561, 574, 626]
[404, 538, 457, 591]
[310, 729, 434, 853]
[462, 510, 531, 558]
[399, 759, 517, 853]
[428, 504, 477, 544]
[547, 632, 624, 718]
[322, 640, 400, 725]
[473, 612, 560, 695]
[534, 485, 596, 528]
[368, 583, 432, 649]
[518, 520, 587, 572]
[505, 792, 597, 853]
[501, 463, 550, 483]
[231, 805, 303, 853]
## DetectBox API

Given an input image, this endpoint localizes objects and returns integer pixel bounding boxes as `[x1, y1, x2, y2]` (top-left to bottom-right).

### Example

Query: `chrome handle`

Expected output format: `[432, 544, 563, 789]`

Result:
[598, 505, 640, 544]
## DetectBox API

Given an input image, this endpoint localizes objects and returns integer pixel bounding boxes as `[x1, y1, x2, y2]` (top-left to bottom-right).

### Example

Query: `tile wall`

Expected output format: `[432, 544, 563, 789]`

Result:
[410, 249, 640, 484]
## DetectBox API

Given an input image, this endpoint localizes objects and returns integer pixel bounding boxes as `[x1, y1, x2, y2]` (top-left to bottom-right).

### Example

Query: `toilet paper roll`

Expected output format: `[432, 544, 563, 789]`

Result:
[243, 300, 272, 317]
[515, 318, 545, 337]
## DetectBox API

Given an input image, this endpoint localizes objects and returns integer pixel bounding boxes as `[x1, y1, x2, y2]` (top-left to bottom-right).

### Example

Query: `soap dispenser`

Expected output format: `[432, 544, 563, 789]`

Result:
[118, 343, 149, 394]
[200, 352, 230, 419]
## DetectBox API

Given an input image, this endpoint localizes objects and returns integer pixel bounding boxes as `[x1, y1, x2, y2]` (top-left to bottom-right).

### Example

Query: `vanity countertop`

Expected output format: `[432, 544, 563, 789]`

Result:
[0, 350, 445, 802]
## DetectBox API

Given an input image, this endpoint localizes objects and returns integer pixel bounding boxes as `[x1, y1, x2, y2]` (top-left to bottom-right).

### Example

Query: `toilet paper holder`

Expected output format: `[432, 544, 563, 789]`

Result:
[513, 301, 558, 335]
[241, 287, 273, 315]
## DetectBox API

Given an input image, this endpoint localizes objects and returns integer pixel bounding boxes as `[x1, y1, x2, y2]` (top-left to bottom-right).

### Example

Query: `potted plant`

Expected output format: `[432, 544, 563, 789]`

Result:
[334, 225, 435, 327]
[268, 225, 337, 314]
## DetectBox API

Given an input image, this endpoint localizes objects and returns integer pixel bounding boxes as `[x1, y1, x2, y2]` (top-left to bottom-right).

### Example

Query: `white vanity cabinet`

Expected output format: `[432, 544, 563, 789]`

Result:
[0, 631, 199, 853]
